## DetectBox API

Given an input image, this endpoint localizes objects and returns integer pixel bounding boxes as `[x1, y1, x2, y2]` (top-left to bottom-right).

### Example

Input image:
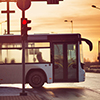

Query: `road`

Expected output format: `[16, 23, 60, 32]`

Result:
[0, 72, 100, 100]
[27, 72, 100, 100]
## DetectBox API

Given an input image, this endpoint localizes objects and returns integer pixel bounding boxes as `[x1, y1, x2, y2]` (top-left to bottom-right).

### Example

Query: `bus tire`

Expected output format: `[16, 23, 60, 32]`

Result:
[28, 71, 45, 88]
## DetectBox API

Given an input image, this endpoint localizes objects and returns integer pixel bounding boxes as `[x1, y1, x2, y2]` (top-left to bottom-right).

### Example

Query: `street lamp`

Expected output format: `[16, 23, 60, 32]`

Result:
[64, 20, 73, 33]
[0, 20, 7, 35]
[92, 5, 100, 63]
[92, 5, 100, 10]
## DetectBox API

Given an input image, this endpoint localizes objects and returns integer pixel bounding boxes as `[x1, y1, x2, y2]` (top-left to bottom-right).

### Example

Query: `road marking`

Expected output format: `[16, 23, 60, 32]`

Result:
[46, 91, 56, 97]
[73, 92, 86, 98]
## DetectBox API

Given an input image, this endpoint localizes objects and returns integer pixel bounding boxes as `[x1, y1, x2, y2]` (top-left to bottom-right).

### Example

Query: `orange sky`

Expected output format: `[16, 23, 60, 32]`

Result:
[0, 0, 100, 61]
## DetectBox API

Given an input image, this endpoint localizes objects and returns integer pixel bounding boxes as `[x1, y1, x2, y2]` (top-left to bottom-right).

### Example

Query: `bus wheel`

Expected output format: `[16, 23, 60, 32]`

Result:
[28, 71, 45, 88]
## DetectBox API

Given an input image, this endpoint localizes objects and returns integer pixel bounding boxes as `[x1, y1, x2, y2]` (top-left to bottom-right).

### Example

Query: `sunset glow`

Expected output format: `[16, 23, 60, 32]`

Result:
[0, 0, 100, 61]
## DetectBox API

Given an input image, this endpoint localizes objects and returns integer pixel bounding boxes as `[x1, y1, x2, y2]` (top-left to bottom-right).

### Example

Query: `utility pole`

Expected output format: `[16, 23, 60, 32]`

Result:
[1, 0, 15, 34]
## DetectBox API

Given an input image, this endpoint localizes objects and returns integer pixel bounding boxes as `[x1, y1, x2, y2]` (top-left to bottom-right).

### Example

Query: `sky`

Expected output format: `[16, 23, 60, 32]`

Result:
[0, 0, 100, 61]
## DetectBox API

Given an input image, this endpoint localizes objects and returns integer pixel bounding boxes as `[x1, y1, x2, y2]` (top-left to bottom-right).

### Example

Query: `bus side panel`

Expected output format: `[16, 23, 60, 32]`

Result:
[0, 63, 53, 84]
[78, 62, 85, 82]
[0, 64, 22, 84]
[78, 43, 85, 82]
[25, 63, 53, 83]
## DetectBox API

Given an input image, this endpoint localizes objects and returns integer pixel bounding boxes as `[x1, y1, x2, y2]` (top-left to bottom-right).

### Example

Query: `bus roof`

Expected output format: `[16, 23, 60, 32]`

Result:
[0, 33, 81, 43]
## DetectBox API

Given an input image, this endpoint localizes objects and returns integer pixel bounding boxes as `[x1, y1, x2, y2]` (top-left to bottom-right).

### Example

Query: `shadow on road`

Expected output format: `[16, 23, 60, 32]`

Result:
[0, 86, 22, 96]
[26, 86, 86, 99]
[0, 85, 86, 99]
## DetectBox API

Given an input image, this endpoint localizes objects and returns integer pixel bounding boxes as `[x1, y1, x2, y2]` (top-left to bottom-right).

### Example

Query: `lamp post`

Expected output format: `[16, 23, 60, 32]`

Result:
[92, 5, 100, 64]
[92, 5, 100, 10]
[0, 20, 7, 35]
[64, 20, 73, 33]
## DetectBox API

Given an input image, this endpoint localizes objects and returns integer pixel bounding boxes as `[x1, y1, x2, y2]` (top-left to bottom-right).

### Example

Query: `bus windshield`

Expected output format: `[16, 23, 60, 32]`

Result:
[80, 44, 84, 64]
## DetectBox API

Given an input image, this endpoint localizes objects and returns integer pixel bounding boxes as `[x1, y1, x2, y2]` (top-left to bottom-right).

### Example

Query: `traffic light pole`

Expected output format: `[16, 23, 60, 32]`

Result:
[16, 0, 61, 96]
[20, 10, 27, 96]
[22, 10, 25, 18]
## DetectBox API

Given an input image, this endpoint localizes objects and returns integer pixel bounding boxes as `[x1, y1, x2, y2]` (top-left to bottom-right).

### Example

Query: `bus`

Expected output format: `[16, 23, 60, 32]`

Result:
[0, 33, 92, 88]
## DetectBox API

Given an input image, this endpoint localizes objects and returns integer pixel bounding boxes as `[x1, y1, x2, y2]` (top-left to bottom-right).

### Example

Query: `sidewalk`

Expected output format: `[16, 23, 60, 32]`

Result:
[0, 95, 42, 100]
[0, 87, 42, 100]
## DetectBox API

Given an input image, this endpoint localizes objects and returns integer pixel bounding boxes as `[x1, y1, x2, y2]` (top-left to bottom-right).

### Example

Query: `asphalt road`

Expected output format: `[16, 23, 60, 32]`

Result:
[0, 73, 100, 100]
[27, 72, 100, 100]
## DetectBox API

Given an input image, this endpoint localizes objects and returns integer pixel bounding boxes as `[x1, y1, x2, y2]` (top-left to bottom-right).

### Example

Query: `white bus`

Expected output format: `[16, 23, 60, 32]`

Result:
[0, 33, 92, 88]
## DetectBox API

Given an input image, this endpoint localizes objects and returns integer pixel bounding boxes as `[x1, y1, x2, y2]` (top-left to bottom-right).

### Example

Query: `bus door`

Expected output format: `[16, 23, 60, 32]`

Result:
[67, 44, 78, 82]
[52, 43, 78, 82]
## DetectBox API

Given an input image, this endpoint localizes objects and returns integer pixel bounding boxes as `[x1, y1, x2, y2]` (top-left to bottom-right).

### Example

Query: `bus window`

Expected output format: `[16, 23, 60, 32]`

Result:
[54, 44, 64, 80]
[1, 43, 22, 48]
[28, 42, 50, 47]
[67, 44, 77, 81]
[0, 49, 22, 63]
[0, 43, 22, 64]
[27, 42, 50, 63]
[28, 48, 51, 63]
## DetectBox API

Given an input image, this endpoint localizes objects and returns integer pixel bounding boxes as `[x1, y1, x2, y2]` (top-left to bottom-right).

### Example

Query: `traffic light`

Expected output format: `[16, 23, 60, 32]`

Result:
[27, 19, 31, 31]
[21, 18, 31, 40]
